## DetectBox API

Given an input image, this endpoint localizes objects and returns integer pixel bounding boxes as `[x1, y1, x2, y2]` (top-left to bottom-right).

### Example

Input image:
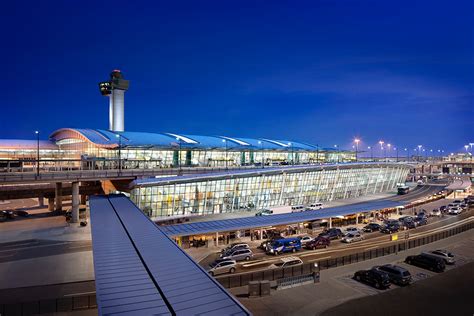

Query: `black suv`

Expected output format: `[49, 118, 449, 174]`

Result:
[405, 253, 446, 272]
[363, 223, 381, 232]
[380, 224, 400, 234]
[318, 228, 343, 240]
[353, 268, 391, 289]
[414, 216, 427, 226]
[374, 264, 412, 286]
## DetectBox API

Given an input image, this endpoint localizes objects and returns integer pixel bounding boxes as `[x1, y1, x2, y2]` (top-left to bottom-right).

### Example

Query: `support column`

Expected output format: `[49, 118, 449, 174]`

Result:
[329, 217, 332, 228]
[38, 194, 44, 207]
[55, 182, 62, 212]
[356, 213, 359, 225]
[71, 182, 80, 223]
[48, 198, 54, 212]
[215, 232, 219, 246]
[260, 229, 264, 240]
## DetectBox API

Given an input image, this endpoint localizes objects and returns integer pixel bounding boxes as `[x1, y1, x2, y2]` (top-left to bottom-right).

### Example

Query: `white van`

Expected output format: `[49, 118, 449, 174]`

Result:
[291, 205, 305, 212]
[308, 203, 323, 210]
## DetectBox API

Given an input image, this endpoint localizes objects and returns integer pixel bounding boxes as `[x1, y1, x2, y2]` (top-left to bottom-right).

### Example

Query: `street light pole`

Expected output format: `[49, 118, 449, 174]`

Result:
[222, 139, 228, 169]
[387, 143, 391, 162]
[354, 138, 360, 162]
[35, 131, 40, 178]
[288, 142, 293, 165]
[176, 137, 181, 172]
[404, 148, 408, 162]
[258, 140, 264, 169]
[379, 141, 384, 162]
[368, 146, 373, 161]
[115, 134, 122, 174]
[417, 145, 422, 162]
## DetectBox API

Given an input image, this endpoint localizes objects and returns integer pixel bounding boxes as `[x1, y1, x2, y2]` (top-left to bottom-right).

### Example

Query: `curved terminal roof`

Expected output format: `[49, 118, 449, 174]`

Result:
[50, 128, 335, 152]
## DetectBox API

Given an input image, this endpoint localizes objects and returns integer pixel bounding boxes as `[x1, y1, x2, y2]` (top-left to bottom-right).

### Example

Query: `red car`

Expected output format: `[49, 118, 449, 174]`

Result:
[305, 237, 330, 250]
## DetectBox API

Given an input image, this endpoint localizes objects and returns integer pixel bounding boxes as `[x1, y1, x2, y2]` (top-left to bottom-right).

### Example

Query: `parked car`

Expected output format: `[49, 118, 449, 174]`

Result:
[384, 219, 400, 226]
[208, 259, 237, 276]
[405, 253, 446, 272]
[298, 235, 314, 245]
[417, 210, 427, 218]
[459, 203, 468, 210]
[414, 217, 427, 226]
[305, 237, 330, 250]
[374, 264, 412, 286]
[318, 228, 344, 240]
[1, 210, 15, 219]
[255, 209, 273, 216]
[220, 248, 253, 261]
[353, 268, 391, 289]
[266, 237, 302, 255]
[14, 210, 29, 217]
[453, 200, 462, 205]
[380, 224, 400, 234]
[448, 207, 462, 215]
[307, 203, 323, 210]
[429, 209, 442, 217]
[341, 233, 364, 243]
[402, 220, 416, 229]
[221, 243, 249, 254]
[427, 250, 455, 265]
[439, 205, 448, 213]
[363, 223, 381, 232]
[344, 227, 361, 235]
[270, 256, 303, 269]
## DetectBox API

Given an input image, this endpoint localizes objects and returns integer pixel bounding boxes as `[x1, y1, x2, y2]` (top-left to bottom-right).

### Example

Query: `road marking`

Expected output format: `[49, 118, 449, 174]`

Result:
[308, 256, 331, 261]
[64, 291, 96, 297]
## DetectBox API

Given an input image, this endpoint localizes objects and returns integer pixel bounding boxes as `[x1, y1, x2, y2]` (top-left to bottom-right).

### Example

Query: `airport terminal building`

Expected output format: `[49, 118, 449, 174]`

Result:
[0, 128, 355, 170]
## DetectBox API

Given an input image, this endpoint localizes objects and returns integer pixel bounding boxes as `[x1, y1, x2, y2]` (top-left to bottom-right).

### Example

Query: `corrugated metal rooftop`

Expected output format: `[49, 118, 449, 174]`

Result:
[90, 194, 250, 316]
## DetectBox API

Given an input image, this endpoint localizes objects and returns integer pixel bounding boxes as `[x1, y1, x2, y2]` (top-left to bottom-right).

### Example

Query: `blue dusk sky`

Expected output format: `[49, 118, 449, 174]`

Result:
[1, 0, 472, 154]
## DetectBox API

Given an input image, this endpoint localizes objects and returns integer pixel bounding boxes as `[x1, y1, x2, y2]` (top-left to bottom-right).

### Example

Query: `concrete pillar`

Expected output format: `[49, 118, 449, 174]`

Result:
[356, 213, 359, 225]
[215, 232, 219, 246]
[71, 182, 80, 223]
[48, 198, 54, 211]
[38, 195, 44, 207]
[55, 182, 62, 211]
[329, 217, 332, 228]
[260, 229, 264, 240]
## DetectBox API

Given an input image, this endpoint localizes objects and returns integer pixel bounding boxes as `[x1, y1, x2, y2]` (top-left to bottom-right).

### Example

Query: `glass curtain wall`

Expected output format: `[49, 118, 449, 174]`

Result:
[132, 165, 410, 217]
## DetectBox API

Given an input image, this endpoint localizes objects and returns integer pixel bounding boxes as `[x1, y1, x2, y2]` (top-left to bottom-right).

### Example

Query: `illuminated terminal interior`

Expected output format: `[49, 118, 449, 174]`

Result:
[131, 163, 410, 218]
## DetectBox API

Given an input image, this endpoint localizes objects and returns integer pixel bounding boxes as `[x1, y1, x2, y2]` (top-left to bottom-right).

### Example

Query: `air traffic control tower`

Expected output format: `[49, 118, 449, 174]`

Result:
[99, 70, 129, 132]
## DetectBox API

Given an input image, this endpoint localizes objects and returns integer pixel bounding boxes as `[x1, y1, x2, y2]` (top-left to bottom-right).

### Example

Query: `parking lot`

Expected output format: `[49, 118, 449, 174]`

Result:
[231, 227, 474, 315]
[197, 197, 472, 275]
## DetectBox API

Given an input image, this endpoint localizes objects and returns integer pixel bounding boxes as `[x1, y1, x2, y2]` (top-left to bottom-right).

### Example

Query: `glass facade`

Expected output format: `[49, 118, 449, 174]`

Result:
[131, 164, 410, 218]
